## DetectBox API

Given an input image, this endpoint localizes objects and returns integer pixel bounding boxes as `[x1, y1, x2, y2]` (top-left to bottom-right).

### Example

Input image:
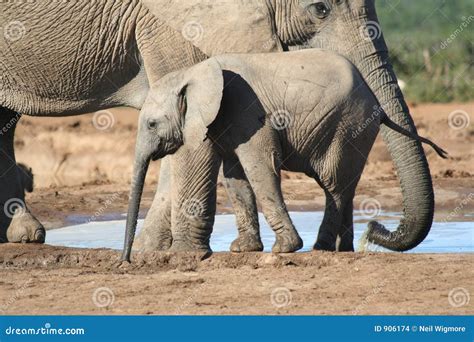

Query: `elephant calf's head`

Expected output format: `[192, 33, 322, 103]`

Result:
[137, 59, 225, 163]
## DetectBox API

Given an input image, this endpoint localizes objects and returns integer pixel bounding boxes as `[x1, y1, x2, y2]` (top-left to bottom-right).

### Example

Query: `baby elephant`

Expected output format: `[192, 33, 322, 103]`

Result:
[122, 49, 444, 261]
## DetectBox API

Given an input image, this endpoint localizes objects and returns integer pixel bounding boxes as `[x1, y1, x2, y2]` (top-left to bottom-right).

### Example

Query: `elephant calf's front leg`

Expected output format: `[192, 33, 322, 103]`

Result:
[169, 141, 222, 252]
[223, 158, 263, 252]
[235, 143, 303, 253]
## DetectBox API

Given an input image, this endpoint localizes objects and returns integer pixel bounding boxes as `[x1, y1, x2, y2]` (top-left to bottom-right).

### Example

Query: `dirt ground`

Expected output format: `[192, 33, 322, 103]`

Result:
[1, 102, 473, 315]
[1, 244, 473, 315]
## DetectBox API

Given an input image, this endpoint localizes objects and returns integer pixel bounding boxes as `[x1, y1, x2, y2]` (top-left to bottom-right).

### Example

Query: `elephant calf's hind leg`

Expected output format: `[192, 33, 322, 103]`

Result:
[223, 158, 263, 252]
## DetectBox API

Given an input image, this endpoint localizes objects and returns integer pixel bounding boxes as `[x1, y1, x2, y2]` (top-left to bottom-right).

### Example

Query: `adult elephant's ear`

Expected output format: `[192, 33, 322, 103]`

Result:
[181, 58, 224, 141]
[141, 0, 283, 55]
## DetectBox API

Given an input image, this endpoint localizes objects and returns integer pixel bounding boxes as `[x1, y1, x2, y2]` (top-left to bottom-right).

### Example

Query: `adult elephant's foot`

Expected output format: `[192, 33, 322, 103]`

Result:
[313, 239, 336, 252]
[230, 232, 263, 252]
[272, 230, 303, 253]
[5, 208, 45, 243]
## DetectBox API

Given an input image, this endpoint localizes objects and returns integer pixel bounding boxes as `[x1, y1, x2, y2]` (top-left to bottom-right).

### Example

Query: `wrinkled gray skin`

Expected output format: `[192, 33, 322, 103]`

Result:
[2, 0, 435, 253]
[138, 0, 437, 253]
[124, 51, 383, 257]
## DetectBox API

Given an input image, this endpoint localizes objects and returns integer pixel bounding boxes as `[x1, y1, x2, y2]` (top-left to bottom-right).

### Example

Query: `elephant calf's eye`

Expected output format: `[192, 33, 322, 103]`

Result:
[178, 91, 187, 117]
[308, 2, 331, 19]
[147, 119, 158, 130]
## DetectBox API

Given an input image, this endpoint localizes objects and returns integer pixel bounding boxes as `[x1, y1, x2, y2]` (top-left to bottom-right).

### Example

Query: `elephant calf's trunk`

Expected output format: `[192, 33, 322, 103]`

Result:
[122, 156, 150, 262]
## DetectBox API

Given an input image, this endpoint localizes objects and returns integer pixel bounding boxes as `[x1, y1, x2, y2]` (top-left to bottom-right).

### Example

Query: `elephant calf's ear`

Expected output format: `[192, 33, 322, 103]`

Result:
[184, 58, 224, 137]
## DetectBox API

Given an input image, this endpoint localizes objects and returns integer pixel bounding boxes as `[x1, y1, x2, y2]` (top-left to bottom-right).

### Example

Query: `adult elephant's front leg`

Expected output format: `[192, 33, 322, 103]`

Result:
[223, 158, 263, 252]
[0, 108, 45, 244]
[134, 156, 173, 251]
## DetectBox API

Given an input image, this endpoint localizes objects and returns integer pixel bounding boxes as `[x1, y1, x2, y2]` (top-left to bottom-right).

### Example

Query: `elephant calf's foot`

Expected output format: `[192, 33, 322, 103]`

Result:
[134, 229, 172, 252]
[272, 230, 303, 253]
[169, 239, 211, 253]
[230, 232, 264, 252]
[6, 209, 45, 243]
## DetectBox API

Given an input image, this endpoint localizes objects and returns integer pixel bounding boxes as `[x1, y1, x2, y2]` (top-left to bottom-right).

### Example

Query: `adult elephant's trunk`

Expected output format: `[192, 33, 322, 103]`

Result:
[122, 153, 150, 262]
[351, 34, 433, 251]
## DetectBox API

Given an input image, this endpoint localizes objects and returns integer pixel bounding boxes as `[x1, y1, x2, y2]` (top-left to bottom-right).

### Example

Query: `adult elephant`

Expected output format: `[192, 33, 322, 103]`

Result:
[0, 0, 434, 253]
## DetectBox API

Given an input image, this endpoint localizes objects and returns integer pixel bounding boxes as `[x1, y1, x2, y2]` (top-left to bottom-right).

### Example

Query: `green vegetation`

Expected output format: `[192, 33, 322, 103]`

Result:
[377, 0, 473, 102]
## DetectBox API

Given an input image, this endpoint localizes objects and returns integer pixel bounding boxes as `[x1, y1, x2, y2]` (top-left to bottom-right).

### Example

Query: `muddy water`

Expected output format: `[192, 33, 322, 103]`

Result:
[46, 212, 473, 253]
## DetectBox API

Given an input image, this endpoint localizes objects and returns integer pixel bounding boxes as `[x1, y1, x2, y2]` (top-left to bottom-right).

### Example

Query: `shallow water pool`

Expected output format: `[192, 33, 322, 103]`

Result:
[46, 212, 473, 253]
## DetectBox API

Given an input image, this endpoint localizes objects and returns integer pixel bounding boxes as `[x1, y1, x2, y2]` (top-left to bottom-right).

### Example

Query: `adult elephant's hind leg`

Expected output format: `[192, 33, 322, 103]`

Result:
[313, 191, 343, 251]
[134, 156, 173, 251]
[223, 158, 263, 252]
[336, 199, 355, 252]
[0, 107, 45, 243]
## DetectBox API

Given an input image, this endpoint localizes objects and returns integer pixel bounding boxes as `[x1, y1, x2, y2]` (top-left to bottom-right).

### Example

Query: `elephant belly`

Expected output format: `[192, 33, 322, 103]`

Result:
[0, 0, 147, 115]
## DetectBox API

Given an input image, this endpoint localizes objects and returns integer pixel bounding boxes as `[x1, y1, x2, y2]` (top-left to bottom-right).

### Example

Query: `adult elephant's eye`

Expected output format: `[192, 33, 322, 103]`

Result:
[308, 2, 331, 19]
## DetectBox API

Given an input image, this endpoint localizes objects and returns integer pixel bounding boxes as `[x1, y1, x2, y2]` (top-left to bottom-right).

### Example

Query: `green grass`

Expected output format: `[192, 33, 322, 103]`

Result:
[377, 0, 473, 102]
